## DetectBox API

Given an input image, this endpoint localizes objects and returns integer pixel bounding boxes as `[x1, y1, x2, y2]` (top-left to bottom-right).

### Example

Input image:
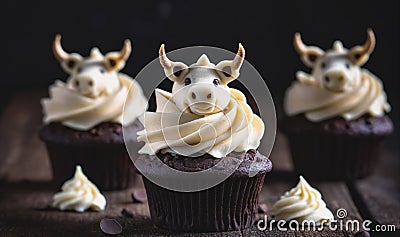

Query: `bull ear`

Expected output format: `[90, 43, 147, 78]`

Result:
[293, 33, 324, 67]
[348, 29, 376, 66]
[159, 44, 189, 82]
[53, 34, 83, 74]
[215, 43, 245, 85]
[60, 53, 83, 74]
[104, 39, 132, 71]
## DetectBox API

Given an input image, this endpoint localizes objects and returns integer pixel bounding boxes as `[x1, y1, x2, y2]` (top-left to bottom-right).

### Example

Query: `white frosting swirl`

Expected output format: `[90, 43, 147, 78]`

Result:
[284, 70, 391, 122]
[52, 166, 106, 212]
[42, 74, 147, 131]
[137, 88, 264, 158]
[270, 176, 334, 225]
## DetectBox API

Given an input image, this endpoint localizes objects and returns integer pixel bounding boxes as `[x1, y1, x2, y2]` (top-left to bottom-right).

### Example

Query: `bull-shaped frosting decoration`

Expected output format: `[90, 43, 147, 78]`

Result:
[294, 29, 375, 93]
[53, 34, 131, 98]
[159, 43, 245, 115]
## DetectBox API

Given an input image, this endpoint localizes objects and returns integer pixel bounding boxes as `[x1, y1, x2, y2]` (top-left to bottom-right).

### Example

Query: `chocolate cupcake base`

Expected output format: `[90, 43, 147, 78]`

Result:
[141, 150, 272, 232]
[40, 120, 142, 190]
[280, 114, 393, 180]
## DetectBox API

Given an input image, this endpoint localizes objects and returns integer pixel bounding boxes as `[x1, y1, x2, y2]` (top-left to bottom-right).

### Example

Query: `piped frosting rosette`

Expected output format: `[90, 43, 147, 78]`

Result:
[137, 87, 264, 158]
[270, 176, 334, 225]
[285, 70, 391, 122]
[52, 166, 106, 212]
[42, 74, 147, 131]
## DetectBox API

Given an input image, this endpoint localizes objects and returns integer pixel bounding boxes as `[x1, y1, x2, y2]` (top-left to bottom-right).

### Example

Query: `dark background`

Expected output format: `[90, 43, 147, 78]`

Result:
[3, 0, 399, 146]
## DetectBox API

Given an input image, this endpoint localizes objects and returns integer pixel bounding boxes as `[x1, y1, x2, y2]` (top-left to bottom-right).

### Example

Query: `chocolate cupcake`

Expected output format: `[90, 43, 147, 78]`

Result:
[136, 44, 272, 232]
[281, 29, 393, 180]
[40, 35, 147, 190]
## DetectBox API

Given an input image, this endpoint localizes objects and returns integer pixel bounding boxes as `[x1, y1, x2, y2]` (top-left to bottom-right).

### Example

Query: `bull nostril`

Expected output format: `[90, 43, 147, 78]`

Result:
[324, 76, 330, 83]
[207, 93, 212, 99]
[192, 92, 196, 99]
[75, 81, 80, 87]
[88, 81, 94, 87]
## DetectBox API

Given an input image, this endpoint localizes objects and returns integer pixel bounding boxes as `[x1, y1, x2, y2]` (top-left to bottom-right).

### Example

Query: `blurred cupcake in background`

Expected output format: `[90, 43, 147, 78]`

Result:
[40, 35, 147, 190]
[281, 29, 393, 180]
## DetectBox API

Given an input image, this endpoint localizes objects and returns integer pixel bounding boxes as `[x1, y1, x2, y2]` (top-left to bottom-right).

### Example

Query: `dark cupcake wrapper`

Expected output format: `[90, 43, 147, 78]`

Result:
[142, 170, 267, 232]
[286, 131, 385, 180]
[43, 142, 136, 191]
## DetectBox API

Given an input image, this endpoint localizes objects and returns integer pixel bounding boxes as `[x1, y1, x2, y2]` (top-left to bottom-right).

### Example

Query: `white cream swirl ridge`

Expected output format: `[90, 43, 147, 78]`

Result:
[52, 165, 106, 212]
[270, 176, 334, 225]
[137, 88, 264, 158]
[42, 74, 147, 131]
[285, 70, 391, 122]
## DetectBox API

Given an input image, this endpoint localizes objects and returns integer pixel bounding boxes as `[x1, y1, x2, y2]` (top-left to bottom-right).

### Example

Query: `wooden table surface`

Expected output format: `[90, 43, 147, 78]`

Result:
[0, 92, 399, 237]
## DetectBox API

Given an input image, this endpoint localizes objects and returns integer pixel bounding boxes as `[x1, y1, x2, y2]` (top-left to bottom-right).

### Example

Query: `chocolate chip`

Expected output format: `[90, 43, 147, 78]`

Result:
[258, 203, 268, 213]
[354, 230, 370, 237]
[121, 208, 135, 218]
[131, 188, 147, 203]
[99, 218, 122, 235]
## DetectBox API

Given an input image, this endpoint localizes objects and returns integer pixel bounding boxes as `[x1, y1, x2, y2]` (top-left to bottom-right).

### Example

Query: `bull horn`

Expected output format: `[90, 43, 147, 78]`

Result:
[293, 32, 324, 67]
[293, 32, 309, 55]
[53, 34, 69, 61]
[119, 39, 132, 61]
[348, 29, 376, 65]
[159, 44, 173, 69]
[356, 28, 375, 57]
[232, 43, 245, 70]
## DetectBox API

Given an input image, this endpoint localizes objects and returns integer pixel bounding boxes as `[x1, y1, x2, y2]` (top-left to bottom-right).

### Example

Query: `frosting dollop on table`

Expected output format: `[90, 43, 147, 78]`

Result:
[137, 88, 264, 158]
[270, 176, 333, 225]
[52, 165, 106, 212]
[284, 70, 391, 122]
[42, 74, 147, 131]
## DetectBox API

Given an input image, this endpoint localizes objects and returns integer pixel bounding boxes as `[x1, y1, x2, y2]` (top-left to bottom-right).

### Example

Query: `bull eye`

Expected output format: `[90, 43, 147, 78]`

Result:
[321, 62, 326, 69]
[184, 78, 191, 86]
[345, 63, 350, 69]
[100, 68, 105, 74]
[213, 79, 220, 86]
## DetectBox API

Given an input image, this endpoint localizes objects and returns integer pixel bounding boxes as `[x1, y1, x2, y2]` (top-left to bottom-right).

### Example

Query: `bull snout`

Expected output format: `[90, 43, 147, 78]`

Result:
[72, 76, 97, 96]
[187, 84, 216, 114]
[322, 71, 349, 92]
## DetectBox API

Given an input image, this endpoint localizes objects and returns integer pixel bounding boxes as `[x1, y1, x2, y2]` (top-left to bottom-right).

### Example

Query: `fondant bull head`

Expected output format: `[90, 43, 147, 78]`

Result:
[294, 29, 375, 93]
[159, 44, 245, 115]
[53, 34, 131, 97]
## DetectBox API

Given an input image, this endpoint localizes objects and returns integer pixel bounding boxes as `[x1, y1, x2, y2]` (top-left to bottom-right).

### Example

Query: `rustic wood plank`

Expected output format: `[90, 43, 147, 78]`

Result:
[0, 180, 244, 237]
[242, 180, 363, 237]
[0, 179, 361, 236]
[0, 91, 397, 236]
[0, 91, 51, 182]
[354, 148, 400, 230]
